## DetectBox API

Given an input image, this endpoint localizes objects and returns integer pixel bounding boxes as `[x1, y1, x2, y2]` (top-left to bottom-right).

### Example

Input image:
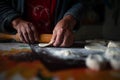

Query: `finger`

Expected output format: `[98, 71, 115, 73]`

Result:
[61, 33, 74, 47]
[53, 31, 64, 47]
[61, 36, 73, 47]
[30, 23, 39, 42]
[49, 32, 57, 45]
[26, 24, 34, 43]
[21, 25, 30, 43]
[18, 27, 26, 43]
[34, 31, 39, 42]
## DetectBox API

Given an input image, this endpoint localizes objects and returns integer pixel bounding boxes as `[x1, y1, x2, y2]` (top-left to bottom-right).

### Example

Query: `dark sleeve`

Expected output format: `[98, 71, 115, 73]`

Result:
[64, 3, 83, 24]
[0, 0, 20, 34]
[64, 1, 84, 31]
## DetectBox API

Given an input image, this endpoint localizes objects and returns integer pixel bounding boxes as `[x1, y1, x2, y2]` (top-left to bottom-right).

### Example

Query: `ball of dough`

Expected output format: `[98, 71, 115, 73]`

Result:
[86, 54, 107, 71]
[107, 41, 120, 48]
[105, 47, 120, 60]
[109, 55, 120, 70]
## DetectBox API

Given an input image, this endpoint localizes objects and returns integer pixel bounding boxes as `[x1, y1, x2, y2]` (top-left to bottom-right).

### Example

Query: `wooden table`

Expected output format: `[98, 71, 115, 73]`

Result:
[0, 43, 120, 80]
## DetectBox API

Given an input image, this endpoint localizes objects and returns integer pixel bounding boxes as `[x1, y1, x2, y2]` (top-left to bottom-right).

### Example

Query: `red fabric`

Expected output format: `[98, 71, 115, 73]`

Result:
[26, 0, 56, 34]
[50, 0, 56, 23]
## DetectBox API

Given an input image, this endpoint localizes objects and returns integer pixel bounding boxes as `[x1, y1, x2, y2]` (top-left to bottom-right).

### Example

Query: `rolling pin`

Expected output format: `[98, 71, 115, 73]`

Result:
[0, 33, 52, 43]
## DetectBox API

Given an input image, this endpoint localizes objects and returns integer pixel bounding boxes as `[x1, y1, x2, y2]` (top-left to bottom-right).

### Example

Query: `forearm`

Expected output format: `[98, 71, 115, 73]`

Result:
[64, 3, 84, 29]
[0, 0, 20, 33]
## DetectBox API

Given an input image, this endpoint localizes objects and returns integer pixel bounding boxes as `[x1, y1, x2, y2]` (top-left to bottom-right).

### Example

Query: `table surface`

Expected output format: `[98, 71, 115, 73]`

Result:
[0, 43, 120, 80]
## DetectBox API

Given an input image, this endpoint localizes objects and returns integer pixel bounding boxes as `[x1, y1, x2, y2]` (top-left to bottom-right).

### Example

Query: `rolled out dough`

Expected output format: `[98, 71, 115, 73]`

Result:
[38, 43, 51, 47]
[84, 43, 106, 52]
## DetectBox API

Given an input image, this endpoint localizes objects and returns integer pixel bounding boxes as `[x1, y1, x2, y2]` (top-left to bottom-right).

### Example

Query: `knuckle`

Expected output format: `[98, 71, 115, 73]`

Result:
[59, 28, 64, 33]
[31, 27, 36, 31]
[23, 31, 27, 35]
[25, 24, 29, 28]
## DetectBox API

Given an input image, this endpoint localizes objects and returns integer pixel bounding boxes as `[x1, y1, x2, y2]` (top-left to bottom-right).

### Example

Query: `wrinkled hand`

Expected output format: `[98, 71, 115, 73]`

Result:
[50, 15, 76, 47]
[12, 18, 39, 43]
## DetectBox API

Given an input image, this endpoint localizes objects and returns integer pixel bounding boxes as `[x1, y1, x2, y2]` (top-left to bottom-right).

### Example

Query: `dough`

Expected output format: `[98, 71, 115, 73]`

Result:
[38, 43, 51, 47]
[85, 40, 106, 45]
[60, 50, 73, 56]
[86, 54, 107, 71]
[107, 41, 120, 48]
[105, 47, 120, 60]
[54, 50, 74, 57]
[84, 43, 106, 52]
[105, 41, 120, 60]
[109, 55, 120, 70]
[51, 49, 79, 59]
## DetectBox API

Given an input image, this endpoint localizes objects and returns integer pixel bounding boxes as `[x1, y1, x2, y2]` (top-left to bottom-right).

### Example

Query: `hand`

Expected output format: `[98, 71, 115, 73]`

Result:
[12, 18, 39, 43]
[50, 15, 76, 47]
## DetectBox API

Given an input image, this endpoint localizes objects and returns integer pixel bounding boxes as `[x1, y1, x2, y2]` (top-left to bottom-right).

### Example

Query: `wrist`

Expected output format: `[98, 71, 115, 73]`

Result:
[12, 18, 22, 29]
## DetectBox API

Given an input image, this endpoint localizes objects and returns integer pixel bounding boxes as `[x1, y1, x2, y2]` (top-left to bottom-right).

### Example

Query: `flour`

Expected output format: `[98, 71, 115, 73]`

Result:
[52, 50, 79, 58]
[42, 48, 104, 60]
